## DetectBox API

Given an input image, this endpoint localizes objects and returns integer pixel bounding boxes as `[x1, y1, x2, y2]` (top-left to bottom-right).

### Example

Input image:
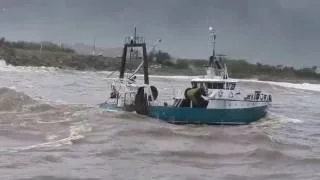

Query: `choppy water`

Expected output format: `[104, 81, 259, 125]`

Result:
[0, 60, 319, 180]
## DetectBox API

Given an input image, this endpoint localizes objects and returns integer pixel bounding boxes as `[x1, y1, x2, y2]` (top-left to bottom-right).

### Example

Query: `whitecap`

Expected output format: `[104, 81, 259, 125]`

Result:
[239, 79, 320, 92]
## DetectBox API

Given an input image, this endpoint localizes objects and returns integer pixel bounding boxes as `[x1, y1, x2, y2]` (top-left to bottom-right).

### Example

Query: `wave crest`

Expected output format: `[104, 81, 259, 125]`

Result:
[0, 87, 37, 112]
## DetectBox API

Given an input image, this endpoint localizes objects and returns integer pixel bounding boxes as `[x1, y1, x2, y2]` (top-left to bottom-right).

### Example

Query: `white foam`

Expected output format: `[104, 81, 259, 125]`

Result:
[139, 74, 320, 93]
[7, 123, 92, 152]
[285, 118, 304, 124]
[36, 118, 74, 124]
[109, 73, 320, 93]
[8, 86, 16, 90]
[239, 79, 320, 92]
[0, 59, 60, 73]
[1, 58, 319, 92]
[278, 115, 304, 124]
[134, 74, 197, 80]
[145, 74, 320, 93]
[268, 112, 304, 124]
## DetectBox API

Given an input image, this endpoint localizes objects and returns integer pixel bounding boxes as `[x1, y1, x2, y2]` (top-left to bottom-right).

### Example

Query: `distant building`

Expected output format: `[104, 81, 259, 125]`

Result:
[316, 67, 320, 74]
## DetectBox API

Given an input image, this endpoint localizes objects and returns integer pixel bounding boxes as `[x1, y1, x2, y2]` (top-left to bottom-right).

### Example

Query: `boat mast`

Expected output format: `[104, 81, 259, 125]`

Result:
[208, 27, 219, 78]
[128, 38, 162, 80]
[208, 27, 229, 80]
[209, 27, 216, 68]
[119, 27, 149, 84]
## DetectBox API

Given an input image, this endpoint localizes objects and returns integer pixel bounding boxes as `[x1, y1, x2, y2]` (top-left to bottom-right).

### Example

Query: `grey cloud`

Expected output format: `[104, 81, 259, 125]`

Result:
[0, 0, 319, 67]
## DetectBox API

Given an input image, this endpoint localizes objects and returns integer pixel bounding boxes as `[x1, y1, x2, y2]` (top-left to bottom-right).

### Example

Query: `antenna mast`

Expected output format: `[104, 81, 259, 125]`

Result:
[92, 38, 96, 55]
[208, 27, 216, 67]
[40, 41, 43, 54]
[134, 27, 137, 43]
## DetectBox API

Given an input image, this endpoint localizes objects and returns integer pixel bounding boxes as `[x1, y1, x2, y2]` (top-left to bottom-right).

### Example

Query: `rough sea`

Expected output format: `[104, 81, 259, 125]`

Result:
[0, 60, 319, 180]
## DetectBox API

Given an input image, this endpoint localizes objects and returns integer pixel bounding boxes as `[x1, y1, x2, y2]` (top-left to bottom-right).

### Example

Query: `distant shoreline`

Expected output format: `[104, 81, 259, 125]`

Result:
[2, 59, 319, 85]
[1, 38, 320, 84]
[2, 56, 320, 84]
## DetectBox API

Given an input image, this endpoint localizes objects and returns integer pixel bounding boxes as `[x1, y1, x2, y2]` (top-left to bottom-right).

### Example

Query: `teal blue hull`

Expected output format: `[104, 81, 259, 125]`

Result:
[148, 106, 268, 125]
[99, 102, 268, 125]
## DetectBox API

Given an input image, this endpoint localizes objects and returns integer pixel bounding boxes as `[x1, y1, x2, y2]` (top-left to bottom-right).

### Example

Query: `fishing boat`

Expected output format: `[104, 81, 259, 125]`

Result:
[99, 28, 160, 113]
[147, 58, 272, 125]
[99, 27, 272, 125]
[146, 28, 272, 125]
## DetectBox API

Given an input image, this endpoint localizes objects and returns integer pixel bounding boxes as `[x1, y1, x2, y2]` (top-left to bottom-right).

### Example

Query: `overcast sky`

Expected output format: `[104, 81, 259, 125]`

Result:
[0, 0, 319, 67]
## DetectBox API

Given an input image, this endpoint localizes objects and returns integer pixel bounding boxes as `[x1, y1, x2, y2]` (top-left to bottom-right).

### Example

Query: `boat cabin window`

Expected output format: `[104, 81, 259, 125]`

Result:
[206, 82, 224, 89]
[226, 83, 236, 90]
[192, 82, 208, 89]
[191, 82, 236, 90]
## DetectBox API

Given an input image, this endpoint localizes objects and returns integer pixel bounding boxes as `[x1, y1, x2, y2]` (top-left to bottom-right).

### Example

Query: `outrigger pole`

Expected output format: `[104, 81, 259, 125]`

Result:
[119, 27, 149, 84]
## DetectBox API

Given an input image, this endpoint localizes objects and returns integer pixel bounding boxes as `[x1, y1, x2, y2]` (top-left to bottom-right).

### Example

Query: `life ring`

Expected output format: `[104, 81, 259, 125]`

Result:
[135, 87, 149, 115]
[148, 85, 158, 101]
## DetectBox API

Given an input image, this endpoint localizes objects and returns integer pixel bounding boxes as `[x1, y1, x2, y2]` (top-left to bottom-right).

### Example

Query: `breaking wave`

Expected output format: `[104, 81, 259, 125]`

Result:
[2, 59, 320, 93]
[0, 87, 37, 112]
[0, 87, 93, 153]
[140, 73, 320, 93]
[240, 79, 320, 92]
[13, 122, 92, 152]
[0, 60, 60, 73]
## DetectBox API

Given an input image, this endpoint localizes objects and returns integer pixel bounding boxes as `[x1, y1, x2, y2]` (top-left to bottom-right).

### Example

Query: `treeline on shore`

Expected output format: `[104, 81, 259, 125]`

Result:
[0, 37, 319, 81]
[148, 50, 320, 81]
[0, 37, 120, 71]
[0, 37, 74, 53]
